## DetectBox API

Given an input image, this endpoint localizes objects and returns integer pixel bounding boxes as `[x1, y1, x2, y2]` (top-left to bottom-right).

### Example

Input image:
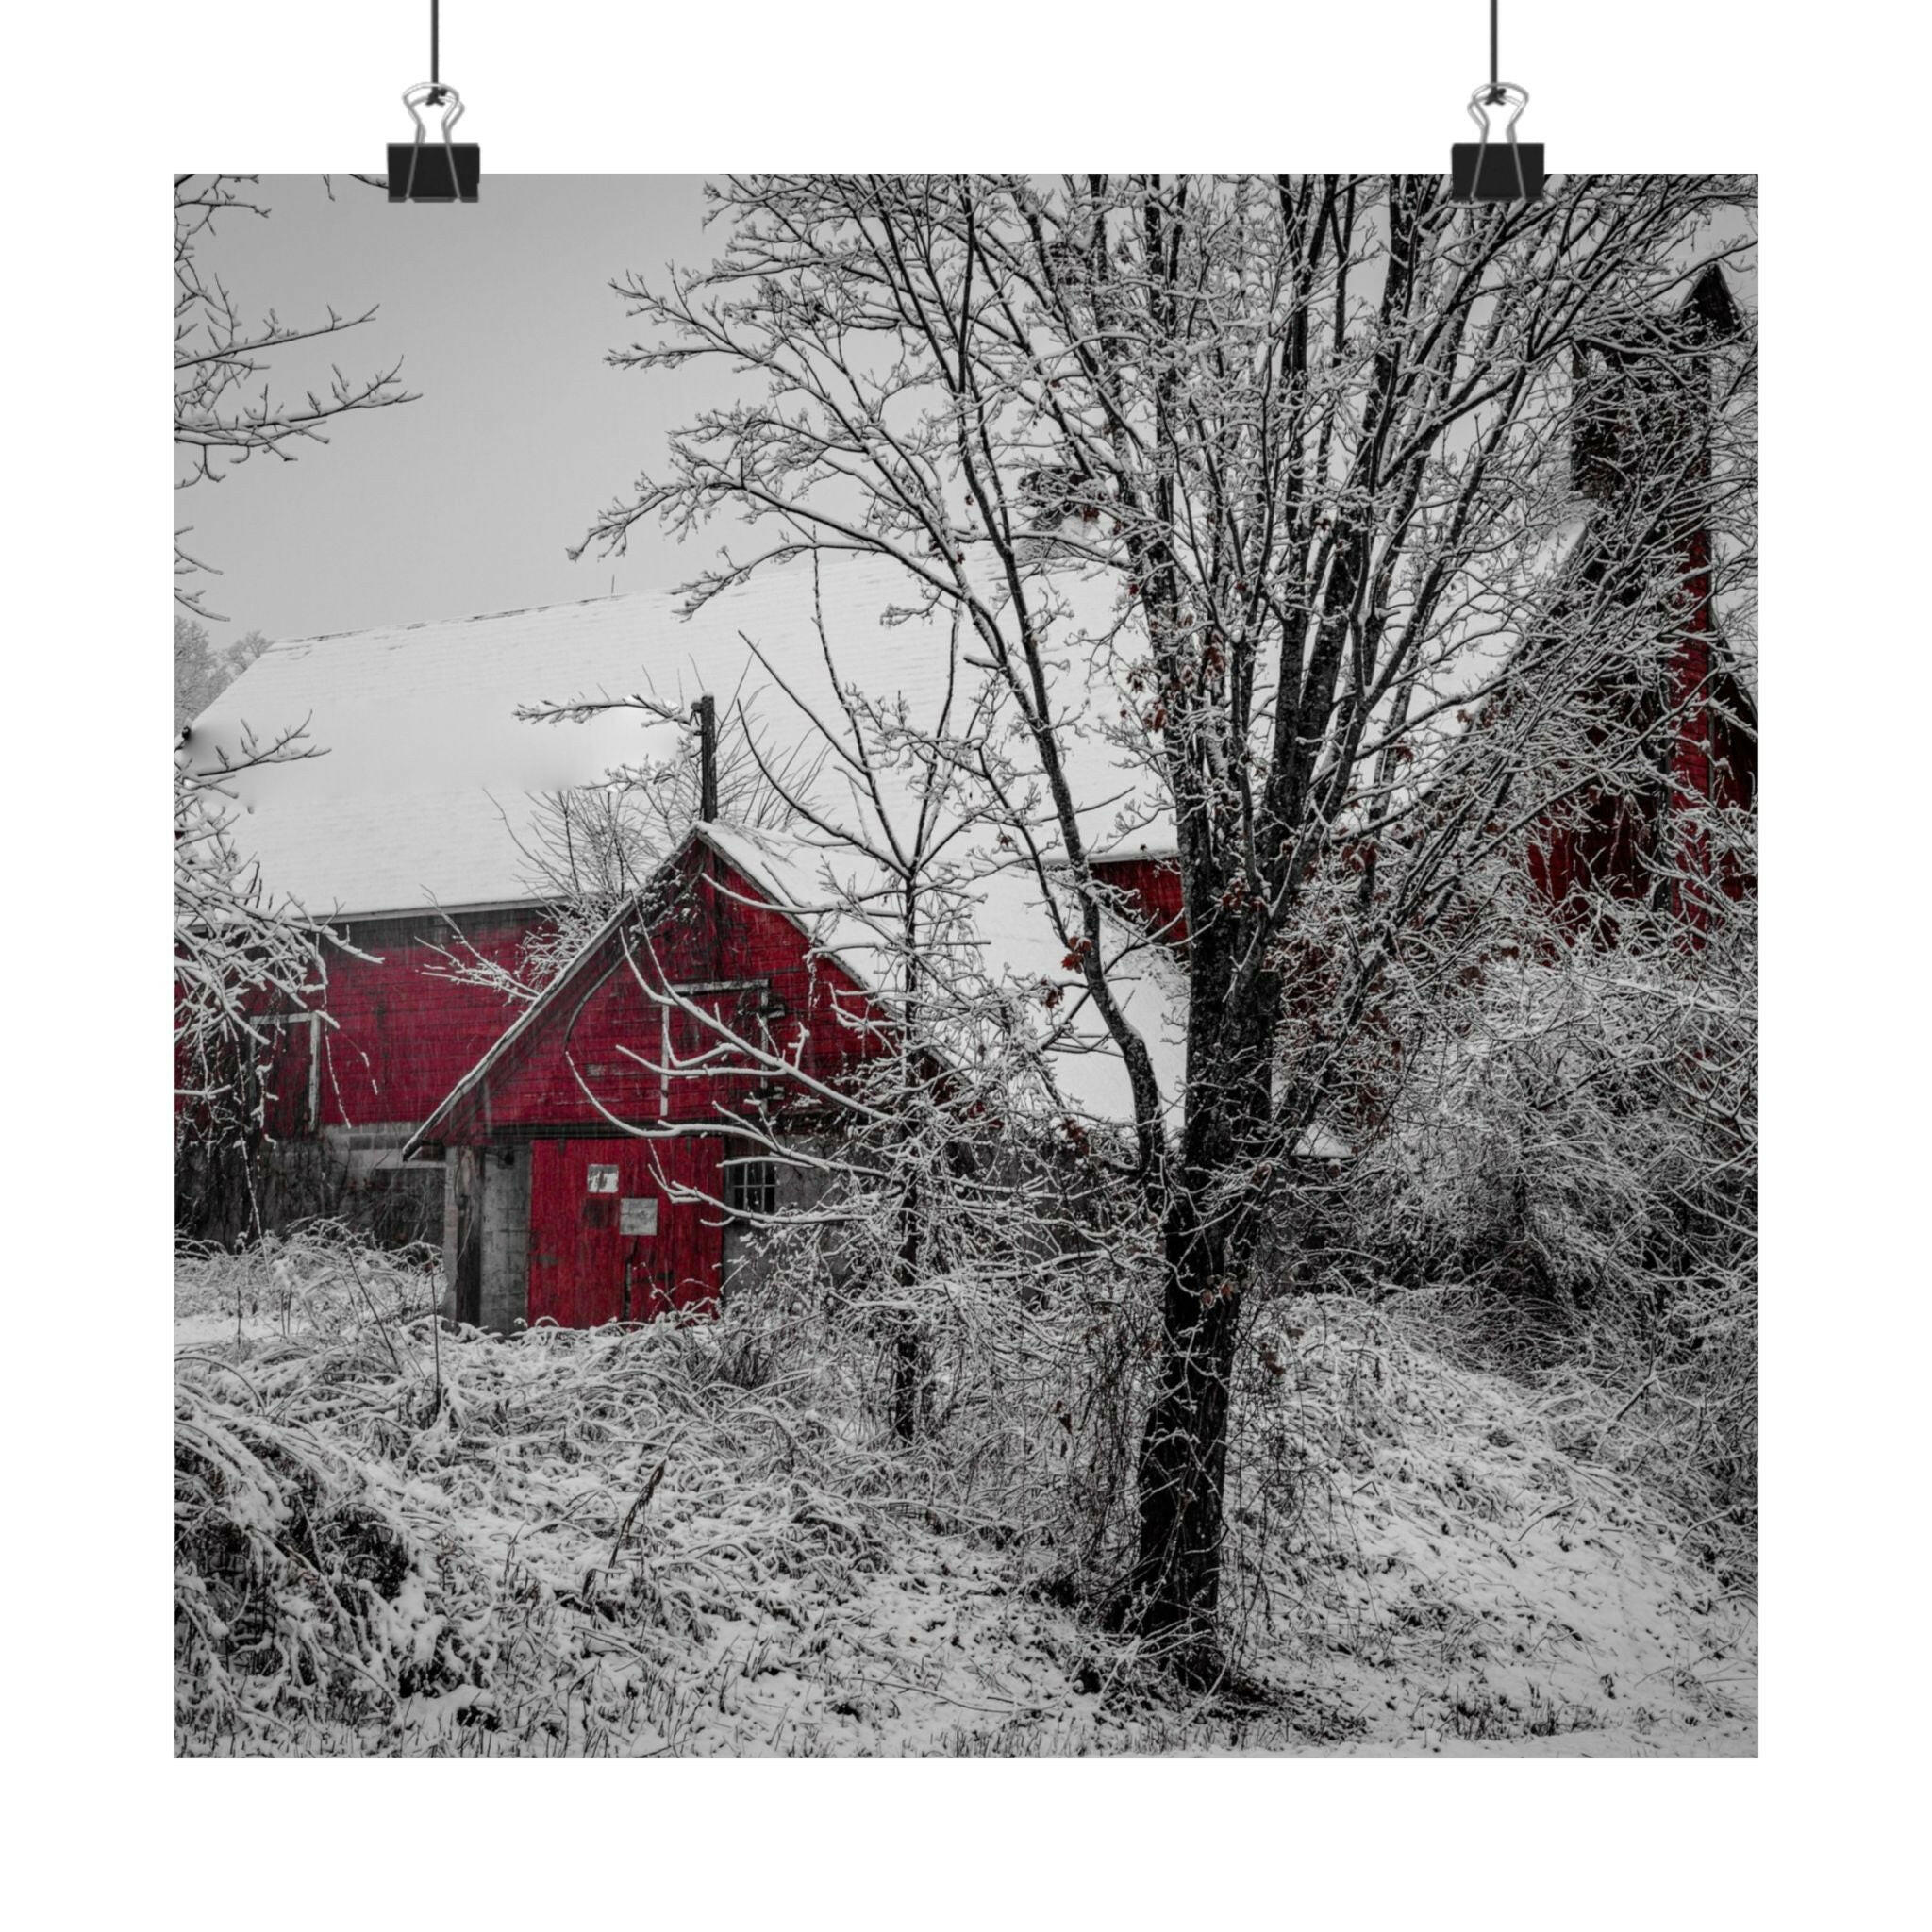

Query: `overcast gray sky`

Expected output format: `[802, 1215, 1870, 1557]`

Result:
[178, 174, 730, 642]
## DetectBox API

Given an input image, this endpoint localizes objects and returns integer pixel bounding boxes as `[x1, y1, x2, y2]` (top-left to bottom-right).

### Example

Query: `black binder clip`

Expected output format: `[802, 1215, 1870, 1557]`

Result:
[1452, 83, 1543, 203]
[388, 83, 479, 203]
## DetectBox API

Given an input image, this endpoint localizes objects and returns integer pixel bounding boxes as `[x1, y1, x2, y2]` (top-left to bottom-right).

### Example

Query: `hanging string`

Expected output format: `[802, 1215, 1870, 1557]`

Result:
[428, 1, 444, 105]
[1489, 0, 1501, 101]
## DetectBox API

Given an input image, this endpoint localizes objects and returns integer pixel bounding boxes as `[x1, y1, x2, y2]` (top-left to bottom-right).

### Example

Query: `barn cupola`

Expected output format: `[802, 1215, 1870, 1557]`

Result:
[1532, 260, 1753, 935]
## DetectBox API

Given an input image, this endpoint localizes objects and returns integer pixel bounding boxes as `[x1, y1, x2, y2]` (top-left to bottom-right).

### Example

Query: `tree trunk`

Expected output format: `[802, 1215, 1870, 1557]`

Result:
[891, 1321, 928, 1443]
[1114, 972, 1276, 1671]
[889, 1174, 928, 1442]
[1121, 1224, 1243, 1662]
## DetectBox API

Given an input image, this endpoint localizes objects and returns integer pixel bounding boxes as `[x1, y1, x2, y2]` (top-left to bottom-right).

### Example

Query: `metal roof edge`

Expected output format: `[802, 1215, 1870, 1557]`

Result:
[329, 895, 559, 927]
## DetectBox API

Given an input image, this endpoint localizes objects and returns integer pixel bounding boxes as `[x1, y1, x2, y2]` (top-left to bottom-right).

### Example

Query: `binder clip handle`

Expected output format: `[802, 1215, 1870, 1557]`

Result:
[403, 81, 466, 142]
[1467, 80, 1529, 142]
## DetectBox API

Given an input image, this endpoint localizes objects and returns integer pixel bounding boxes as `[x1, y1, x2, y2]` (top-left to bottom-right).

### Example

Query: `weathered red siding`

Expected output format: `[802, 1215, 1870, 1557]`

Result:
[263, 909, 542, 1140]
[322, 911, 539, 1126]
[1526, 533, 1755, 931]
[1092, 855, 1187, 947]
[1529, 265, 1753, 933]
[527, 1135, 724, 1324]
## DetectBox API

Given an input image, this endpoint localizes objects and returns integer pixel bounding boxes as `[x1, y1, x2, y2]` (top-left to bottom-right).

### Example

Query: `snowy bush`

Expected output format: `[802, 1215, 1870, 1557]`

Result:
[174, 1224, 1153, 1754]
[1323, 894, 1757, 1582]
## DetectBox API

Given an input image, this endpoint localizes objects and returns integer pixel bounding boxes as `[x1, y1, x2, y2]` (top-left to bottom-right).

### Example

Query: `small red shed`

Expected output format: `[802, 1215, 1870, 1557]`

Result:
[404, 824, 892, 1330]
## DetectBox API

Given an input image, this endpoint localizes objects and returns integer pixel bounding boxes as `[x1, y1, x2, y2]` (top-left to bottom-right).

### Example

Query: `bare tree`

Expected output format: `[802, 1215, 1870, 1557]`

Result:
[174, 176, 412, 1237]
[174, 175, 414, 621]
[175, 724, 352, 1240]
[575, 174, 1754, 1665]
[512, 563, 1110, 1446]
[175, 615, 271, 737]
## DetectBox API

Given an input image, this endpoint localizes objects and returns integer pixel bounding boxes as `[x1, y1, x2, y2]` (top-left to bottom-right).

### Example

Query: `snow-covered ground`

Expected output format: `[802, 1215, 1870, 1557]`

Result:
[1214, 1302, 1756, 1756]
[174, 1248, 1753, 1757]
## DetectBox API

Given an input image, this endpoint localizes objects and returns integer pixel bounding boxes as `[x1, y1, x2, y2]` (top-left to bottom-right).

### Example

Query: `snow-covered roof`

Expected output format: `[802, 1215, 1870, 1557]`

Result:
[406, 820, 1189, 1148]
[185, 553, 1159, 921]
[201, 548, 1375, 1149]
[700, 823, 1190, 1129]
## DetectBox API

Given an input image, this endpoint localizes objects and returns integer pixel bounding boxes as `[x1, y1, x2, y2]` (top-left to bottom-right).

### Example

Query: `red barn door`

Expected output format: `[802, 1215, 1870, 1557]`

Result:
[527, 1136, 724, 1327]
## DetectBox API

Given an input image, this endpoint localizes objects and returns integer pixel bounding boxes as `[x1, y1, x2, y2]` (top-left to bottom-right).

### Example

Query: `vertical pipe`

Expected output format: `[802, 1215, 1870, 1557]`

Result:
[695, 693, 719, 821]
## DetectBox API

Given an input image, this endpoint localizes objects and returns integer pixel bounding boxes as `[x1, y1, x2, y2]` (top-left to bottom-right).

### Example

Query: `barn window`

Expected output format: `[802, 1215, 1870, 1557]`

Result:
[586, 1164, 619, 1194]
[725, 1160, 778, 1217]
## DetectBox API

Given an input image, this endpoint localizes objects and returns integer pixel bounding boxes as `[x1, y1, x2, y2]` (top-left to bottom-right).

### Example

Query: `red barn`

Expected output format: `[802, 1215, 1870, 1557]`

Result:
[184, 589, 720, 1239]
[393, 815, 1191, 1330]
[184, 558, 1186, 1312]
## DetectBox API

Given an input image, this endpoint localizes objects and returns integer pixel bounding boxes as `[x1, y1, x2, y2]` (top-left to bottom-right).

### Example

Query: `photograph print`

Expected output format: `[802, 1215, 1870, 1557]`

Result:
[174, 170, 1758, 1757]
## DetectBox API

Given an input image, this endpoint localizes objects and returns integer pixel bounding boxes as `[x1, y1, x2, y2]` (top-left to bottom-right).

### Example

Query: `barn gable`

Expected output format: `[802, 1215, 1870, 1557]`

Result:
[396, 826, 901, 1330]
[408, 827, 887, 1158]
